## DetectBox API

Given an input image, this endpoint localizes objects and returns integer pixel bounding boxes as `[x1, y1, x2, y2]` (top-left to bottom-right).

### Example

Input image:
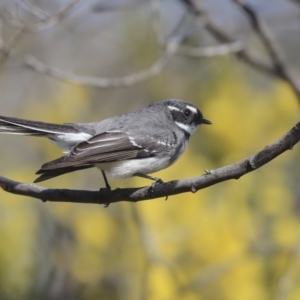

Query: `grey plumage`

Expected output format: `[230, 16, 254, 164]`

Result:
[0, 99, 211, 185]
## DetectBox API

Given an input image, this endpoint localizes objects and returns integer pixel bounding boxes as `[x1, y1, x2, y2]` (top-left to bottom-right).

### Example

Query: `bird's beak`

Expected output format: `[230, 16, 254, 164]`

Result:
[201, 118, 212, 125]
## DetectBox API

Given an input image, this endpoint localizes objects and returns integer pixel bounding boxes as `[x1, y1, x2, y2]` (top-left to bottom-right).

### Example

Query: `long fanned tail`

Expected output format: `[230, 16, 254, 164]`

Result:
[0, 115, 93, 182]
[0, 115, 78, 136]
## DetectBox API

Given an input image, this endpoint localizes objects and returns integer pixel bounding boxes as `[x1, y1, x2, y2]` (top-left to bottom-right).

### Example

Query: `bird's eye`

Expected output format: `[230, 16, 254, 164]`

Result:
[184, 109, 191, 117]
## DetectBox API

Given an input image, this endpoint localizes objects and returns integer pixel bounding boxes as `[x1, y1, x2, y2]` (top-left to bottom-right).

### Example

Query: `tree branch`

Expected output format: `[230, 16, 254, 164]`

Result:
[1, 0, 82, 32]
[1, 122, 299, 206]
[233, 0, 300, 101]
[152, 0, 244, 58]
[22, 11, 189, 88]
[166, 41, 244, 58]
[13, 0, 50, 20]
[0, 0, 82, 65]
[182, 0, 300, 103]
[181, 0, 277, 76]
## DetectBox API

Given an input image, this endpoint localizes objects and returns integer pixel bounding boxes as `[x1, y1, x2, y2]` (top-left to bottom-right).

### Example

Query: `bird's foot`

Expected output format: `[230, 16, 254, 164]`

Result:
[99, 186, 111, 208]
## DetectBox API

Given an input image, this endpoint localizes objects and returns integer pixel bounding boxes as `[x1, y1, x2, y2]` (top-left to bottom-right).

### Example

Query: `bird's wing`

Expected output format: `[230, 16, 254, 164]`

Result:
[36, 130, 171, 172]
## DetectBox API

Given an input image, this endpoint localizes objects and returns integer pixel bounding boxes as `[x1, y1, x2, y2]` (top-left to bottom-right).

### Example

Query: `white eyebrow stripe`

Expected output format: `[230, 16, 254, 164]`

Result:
[168, 105, 180, 112]
[186, 105, 198, 114]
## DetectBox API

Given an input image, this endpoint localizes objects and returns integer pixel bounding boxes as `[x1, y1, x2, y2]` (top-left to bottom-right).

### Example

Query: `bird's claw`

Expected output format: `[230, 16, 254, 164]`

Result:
[149, 178, 169, 200]
[99, 186, 111, 208]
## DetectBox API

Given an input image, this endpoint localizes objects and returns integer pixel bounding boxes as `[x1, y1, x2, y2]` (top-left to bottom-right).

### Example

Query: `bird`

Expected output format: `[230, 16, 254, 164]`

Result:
[0, 99, 211, 188]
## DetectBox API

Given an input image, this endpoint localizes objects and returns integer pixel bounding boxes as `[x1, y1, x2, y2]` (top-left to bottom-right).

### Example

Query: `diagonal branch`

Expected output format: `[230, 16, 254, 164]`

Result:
[182, 0, 300, 103]
[0, 122, 299, 206]
[233, 0, 300, 101]
[181, 0, 276, 76]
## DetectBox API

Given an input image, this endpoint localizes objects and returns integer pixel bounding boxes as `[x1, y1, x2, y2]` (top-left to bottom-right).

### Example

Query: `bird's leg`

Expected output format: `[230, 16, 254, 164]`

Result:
[134, 173, 164, 184]
[100, 170, 111, 208]
[101, 170, 111, 190]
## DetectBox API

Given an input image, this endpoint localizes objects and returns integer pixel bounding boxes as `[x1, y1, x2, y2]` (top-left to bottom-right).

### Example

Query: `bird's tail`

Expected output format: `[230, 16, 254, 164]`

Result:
[0, 115, 78, 136]
[0, 115, 94, 182]
[34, 165, 93, 182]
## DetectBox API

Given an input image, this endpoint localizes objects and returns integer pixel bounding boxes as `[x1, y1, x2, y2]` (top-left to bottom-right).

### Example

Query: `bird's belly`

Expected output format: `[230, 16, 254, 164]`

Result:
[96, 156, 171, 179]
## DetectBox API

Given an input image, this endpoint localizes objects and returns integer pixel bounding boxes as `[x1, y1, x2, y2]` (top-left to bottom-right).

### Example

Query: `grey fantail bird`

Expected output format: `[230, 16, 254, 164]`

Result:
[0, 99, 211, 188]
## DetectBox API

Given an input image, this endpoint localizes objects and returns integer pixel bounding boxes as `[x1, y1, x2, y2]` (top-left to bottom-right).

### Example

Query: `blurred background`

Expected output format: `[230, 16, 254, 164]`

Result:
[0, 0, 300, 299]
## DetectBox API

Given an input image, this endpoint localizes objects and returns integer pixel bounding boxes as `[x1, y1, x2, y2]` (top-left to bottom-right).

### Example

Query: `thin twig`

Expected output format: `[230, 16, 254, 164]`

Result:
[181, 0, 300, 102]
[23, 12, 189, 88]
[152, 0, 244, 58]
[93, 0, 148, 12]
[0, 122, 299, 205]
[0, 0, 82, 65]
[0, 0, 186, 89]
[0, 22, 26, 65]
[169, 41, 244, 58]
[180, 0, 278, 76]
[23, 44, 172, 88]
[233, 0, 300, 101]
[1, 0, 82, 32]
[14, 0, 50, 20]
